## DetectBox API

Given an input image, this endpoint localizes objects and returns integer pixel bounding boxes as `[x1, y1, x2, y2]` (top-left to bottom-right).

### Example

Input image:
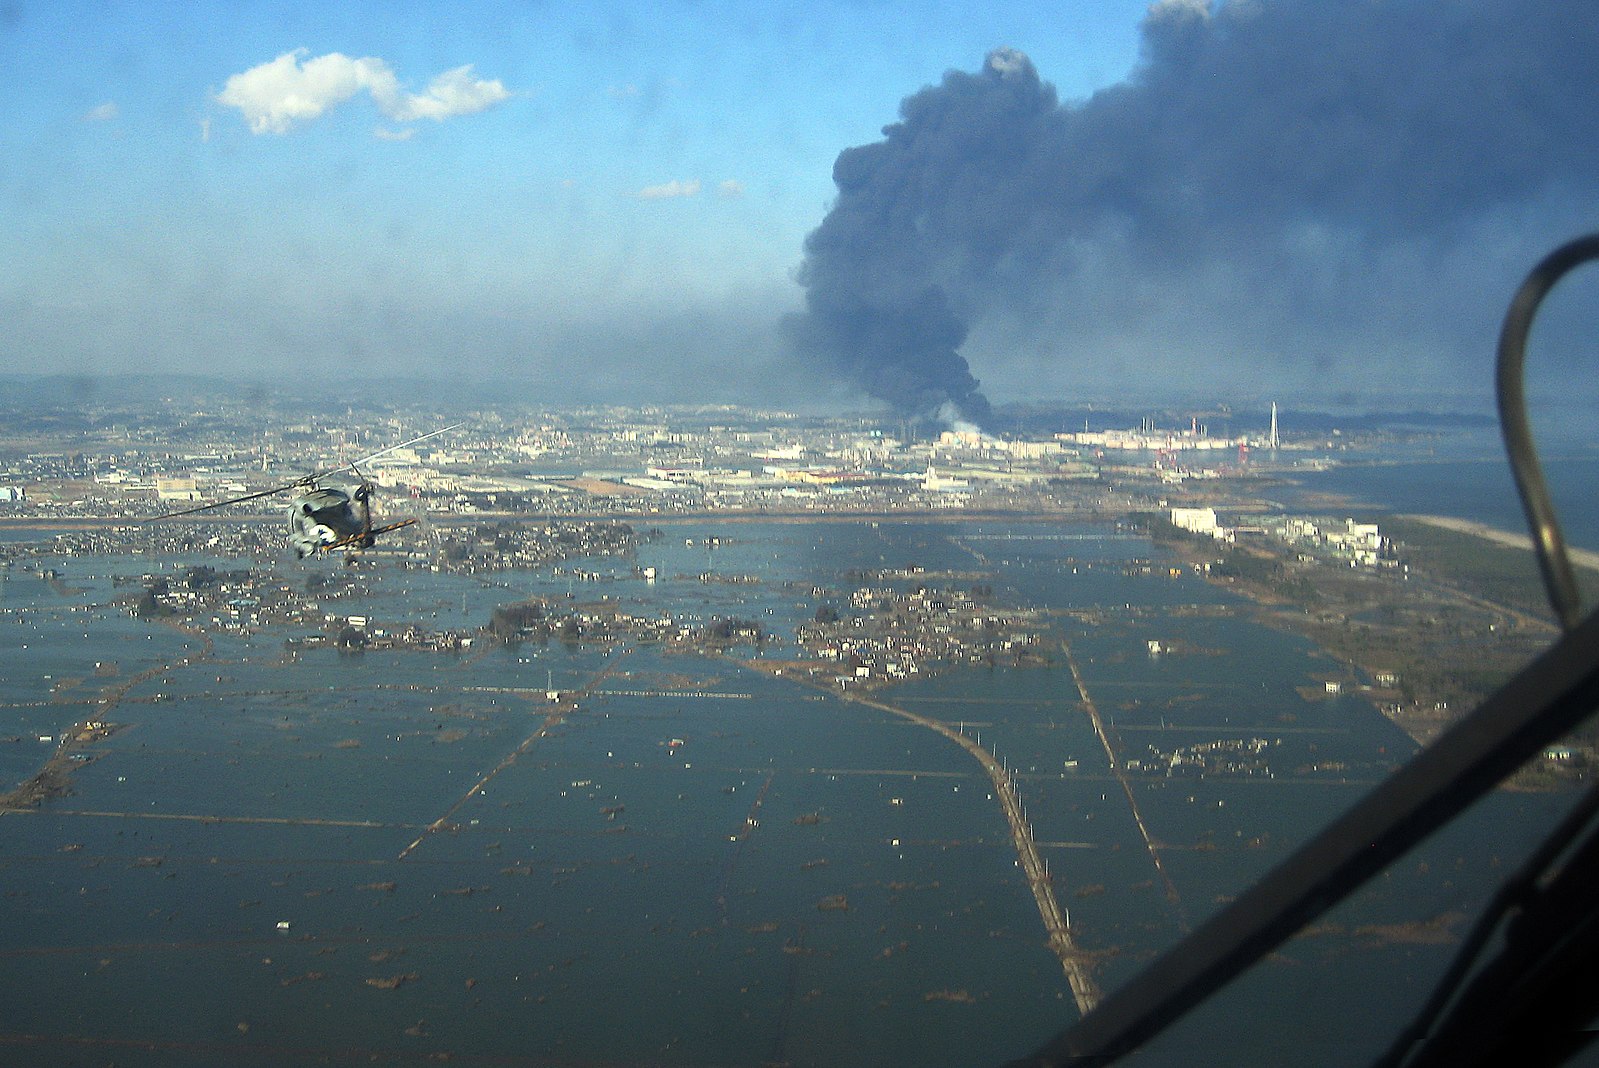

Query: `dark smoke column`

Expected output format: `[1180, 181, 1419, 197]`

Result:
[786, 279, 986, 424]
[788, 48, 1058, 426]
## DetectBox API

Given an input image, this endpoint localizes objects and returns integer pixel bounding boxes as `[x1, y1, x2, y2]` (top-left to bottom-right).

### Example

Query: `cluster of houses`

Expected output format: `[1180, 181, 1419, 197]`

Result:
[796, 584, 1046, 687]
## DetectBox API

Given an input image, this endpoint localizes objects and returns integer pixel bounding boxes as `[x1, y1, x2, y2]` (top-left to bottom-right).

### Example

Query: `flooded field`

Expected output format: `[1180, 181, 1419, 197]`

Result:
[0, 521, 1567, 1066]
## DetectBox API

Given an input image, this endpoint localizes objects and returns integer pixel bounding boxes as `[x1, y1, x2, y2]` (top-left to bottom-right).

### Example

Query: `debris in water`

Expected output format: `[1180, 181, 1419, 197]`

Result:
[279, 971, 326, 987]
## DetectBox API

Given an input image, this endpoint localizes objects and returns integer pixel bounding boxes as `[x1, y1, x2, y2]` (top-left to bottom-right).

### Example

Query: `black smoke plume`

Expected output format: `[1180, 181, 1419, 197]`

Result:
[787, 47, 1057, 424]
[790, 3, 1599, 412]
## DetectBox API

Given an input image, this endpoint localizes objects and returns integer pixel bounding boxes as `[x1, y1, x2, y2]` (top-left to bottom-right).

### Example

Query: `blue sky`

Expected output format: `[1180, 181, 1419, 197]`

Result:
[1, 1, 1148, 399]
[3, 1, 1595, 413]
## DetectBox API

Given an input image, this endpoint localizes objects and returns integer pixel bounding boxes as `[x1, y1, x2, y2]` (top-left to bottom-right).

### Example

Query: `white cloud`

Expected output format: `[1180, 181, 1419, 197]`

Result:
[717, 179, 744, 198]
[635, 179, 701, 200]
[217, 50, 390, 134]
[83, 102, 118, 122]
[381, 65, 510, 122]
[216, 50, 509, 134]
[373, 126, 416, 141]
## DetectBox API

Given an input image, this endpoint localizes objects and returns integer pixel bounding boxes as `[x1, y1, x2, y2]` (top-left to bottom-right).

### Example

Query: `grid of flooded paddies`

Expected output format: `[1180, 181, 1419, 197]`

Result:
[0, 523, 1565, 1066]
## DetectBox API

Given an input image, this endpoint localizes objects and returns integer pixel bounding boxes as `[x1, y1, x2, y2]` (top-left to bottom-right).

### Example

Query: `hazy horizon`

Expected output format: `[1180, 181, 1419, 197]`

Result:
[4, 1, 1596, 414]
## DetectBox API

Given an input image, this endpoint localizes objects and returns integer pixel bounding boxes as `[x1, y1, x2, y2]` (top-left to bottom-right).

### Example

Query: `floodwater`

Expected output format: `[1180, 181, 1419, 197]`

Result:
[0, 519, 1570, 1066]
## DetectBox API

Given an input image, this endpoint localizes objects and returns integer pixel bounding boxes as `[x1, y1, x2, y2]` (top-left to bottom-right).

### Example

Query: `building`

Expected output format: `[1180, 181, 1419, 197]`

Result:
[155, 477, 200, 502]
[1171, 507, 1219, 536]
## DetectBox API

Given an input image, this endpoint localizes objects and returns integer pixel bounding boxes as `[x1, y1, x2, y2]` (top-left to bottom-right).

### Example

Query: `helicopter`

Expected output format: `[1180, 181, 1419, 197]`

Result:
[150, 424, 462, 559]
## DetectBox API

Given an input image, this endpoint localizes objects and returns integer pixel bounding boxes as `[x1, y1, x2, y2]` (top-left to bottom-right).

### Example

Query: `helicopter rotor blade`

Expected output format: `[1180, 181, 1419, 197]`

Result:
[312, 423, 464, 482]
[144, 477, 313, 521]
[144, 424, 458, 524]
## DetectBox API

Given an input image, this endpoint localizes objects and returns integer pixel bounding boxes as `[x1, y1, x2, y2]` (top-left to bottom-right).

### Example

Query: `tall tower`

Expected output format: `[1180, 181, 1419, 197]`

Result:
[1269, 402, 1280, 451]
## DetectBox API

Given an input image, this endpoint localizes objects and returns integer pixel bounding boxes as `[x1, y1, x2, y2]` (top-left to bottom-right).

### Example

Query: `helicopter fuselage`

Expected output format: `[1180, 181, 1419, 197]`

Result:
[288, 487, 368, 558]
[150, 423, 457, 560]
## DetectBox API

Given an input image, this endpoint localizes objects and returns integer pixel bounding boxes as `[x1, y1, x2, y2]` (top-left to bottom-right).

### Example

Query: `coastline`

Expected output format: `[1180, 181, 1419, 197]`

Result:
[1151, 514, 1568, 757]
[1400, 513, 1599, 572]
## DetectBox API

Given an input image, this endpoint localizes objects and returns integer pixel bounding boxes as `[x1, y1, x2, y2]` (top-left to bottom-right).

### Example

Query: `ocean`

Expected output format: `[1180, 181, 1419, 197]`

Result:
[1284, 426, 1599, 551]
[0, 482, 1586, 1064]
